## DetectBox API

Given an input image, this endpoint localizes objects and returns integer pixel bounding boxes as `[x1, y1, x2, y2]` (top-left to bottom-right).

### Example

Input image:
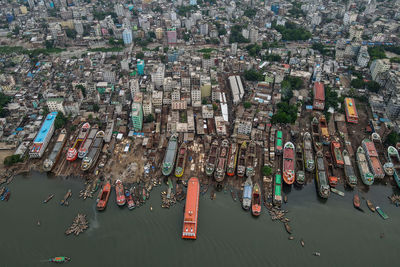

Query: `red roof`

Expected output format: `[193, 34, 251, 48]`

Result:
[314, 82, 325, 101]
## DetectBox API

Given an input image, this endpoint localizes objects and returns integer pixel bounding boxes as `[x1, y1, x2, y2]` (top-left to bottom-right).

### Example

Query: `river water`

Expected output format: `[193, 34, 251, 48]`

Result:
[0, 172, 399, 267]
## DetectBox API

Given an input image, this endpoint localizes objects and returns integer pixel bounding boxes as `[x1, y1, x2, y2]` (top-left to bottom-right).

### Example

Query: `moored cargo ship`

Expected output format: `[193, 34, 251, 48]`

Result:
[273, 170, 282, 207]
[296, 143, 305, 185]
[162, 135, 178, 176]
[215, 139, 229, 182]
[311, 117, 322, 152]
[237, 141, 247, 178]
[331, 141, 344, 168]
[242, 177, 252, 210]
[372, 133, 393, 176]
[205, 140, 219, 176]
[282, 142, 295, 185]
[226, 143, 238, 176]
[43, 129, 67, 172]
[315, 151, 330, 198]
[251, 182, 261, 216]
[182, 177, 200, 239]
[81, 131, 104, 171]
[388, 146, 400, 188]
[343, 149, 357, 188]
[269, 127, 276, 161]
[175, 142, 187, 178]
[319, 115, 329, 145]
[115, 179, 126, 206]
[67, 122, 90, 161]
[276, 130, 283, 155]
[362, 139, 384, 179]
[356, 146, 374, 186]
[96, 181, 111, 211]
[303, 132, 315, 172]
[245, 141, 257, 178]
[78, 125, 98, 159]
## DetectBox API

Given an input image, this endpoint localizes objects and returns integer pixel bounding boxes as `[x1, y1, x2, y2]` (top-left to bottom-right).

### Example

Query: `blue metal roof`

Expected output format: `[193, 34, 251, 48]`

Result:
[33, 112, 57, 143]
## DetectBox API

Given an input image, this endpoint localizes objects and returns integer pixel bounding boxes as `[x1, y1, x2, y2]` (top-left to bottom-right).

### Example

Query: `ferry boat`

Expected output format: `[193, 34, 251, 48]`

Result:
[372, 133, 393, 176]
[331, 141, 344, 168]
[276, 130, 283, 155]
[303, 132, 315, 172]
[319, 115, 329, 145]
[251, 182, 261, 216]
[205, 140, 219, 176]
[43, 129, 67, 172]
[356, 146, 374, 186]
[245, 141, 257, 178]
[78, 125, 97, 159]
[182, 177, 200, 239]
[362, 139, 385, 179]
[96, 181, 111, 211]
[296, 143, 305, 185]
[343, 149, 357, 188]
[242, 177, 252, 210]
[115, 179, 126, 206]
[162, 135, 178, 176]
[81, 131, 105, 171]
[315, 151, 330, 199]
[226, 143, 238, 176]
[282, 142, 295, 185]
[215, 139, 229, 182]
[273, 170, 282, 207]
[66, 122, 90, 161]
[388, 146, 400, 188]
[237, 141, 247, 178]
[175, 142, 187, 178]
[311, 117, 322, 152]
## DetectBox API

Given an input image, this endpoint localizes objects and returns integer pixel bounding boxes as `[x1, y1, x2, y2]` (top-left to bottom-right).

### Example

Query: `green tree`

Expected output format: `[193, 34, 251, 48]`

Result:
[4, 154, 23, 166]
[212, 103, 218, 111]
[144, 114, 155, 123]
[366, 81, 380, 93]
[54, 112, 68, 129]
[41, 106, 50, 116]
[76, 84, 86, 97]
[244, 69, 264, 81]
[262, 165, 272, 176]
[350, 78, 365, 89]
[202, 98, 208, 105]
[93, 104, 100, 112]
[386, 132, 400, 146]
[136, 52, 144, 59]
[0, 92, 12, 117]
[243, 102, 252, 109]
[271, 102, 298, 124]
[65, 28, 77, 39]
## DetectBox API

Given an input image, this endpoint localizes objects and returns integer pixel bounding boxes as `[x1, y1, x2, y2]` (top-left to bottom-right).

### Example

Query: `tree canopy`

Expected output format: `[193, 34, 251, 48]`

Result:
[271, 102, 298, 124]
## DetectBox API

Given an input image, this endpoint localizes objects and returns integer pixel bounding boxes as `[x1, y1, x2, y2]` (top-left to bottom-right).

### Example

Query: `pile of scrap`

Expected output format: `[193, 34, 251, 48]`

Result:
[79, 183, 93, 200]
[161, 190, 176, 208]
[65, 213, 89, 236]
[175, 184, 185, 202]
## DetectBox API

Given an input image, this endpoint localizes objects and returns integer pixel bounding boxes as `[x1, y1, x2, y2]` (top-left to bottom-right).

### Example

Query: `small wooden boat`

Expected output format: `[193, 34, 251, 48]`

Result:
[366, 200, 375, 212]
[43, 194, 55, 203]
[60, 189, 72, 206]
[49, 256, 71, 263]
[376, 206, 389, 219]
[353, 194, 361, 209]
[4, 191, 10, 201]
[331, 188, 345, 196]
[1, 188, 9, 201]
[126, 190, 135, 210]
[284, 222, 292, 234]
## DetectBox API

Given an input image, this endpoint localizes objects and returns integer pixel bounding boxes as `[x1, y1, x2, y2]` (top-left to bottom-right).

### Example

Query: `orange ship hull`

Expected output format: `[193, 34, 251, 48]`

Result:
[182, 177, 200, 239]
[97, 181, 111, 211]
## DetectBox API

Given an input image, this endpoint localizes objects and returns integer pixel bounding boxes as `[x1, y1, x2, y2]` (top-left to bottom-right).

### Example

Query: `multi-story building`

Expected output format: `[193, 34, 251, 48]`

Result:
[167, 28, 177, 45]
[155, 27, 164, 40]
[191, 89, 201, 107]
[228, 75, 244, 105]
[200, 23, 209, 35]
[152, 91, 163, 107]
[29, 112, 58, 159]
[131, 103, 143, 131]
[151, 64, 165, 88]
[370, 59, 390, 81]
[386, 94, 400, 120]
[231, 43, 237, 55]
[202, 104, 214, 119]
[357, 46, 370, 68]
[349, 25, 364, 41]
[172, 100, 187, 110]
[142, 97, 152, 116]
[249, 28, 258, 43]
[103, 69, 116, 83]
[236, 118, 252, 135]
[171, 89, 180, 101]
[47, 98, 65, 114]
[74, 20, 84, 35]
[200, 75, 211, 98]
[122, 28, 133, 45]
[137, 59, 145, 75]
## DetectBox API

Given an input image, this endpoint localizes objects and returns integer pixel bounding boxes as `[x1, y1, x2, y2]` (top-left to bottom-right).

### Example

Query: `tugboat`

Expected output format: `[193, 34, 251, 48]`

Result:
[315, 151, 330, 199]
[296, 143, 305, 185]
[273, 170, 282, 207]
[205, 140, 219, 176]
[126, 190, 135, 210]
[303, 132, 315, 172]
[48, 256, 71, 263]
[175, 142, 187, 178]
[282, 142, 295, 185]
[251, 182, 261, 216]
[226, 143, 238, 176]
[311, 117, 322, 152]
[242, 177, 252, 210]
[356, 146, 374, 186]
[162, 135, 178, 176]
[96, 181, 111, 211]
[215, 139, 229, 182]
[43, 129, 67, 172]
[343, 149, 357, 188]
[388, 146, 400, 188]
[66, 122, 90, 161]
[115, 180, 126, 206]
[276, 130, 283, 155]
[362, 139, 384, 180]
[245, 141, 257, 178]
[237, 141, 247, 178]
[331, 141, 344, 168]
